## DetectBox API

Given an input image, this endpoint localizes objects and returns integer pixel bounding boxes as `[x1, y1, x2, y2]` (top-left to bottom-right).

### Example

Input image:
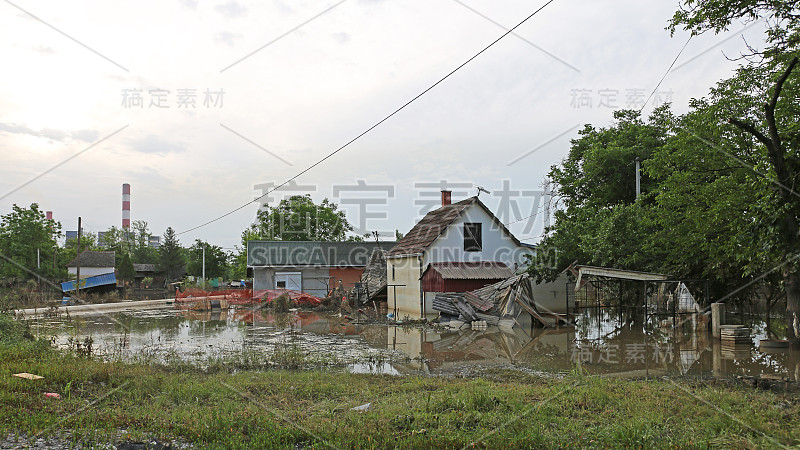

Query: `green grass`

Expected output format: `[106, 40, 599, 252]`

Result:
[1, 313, 799, 448]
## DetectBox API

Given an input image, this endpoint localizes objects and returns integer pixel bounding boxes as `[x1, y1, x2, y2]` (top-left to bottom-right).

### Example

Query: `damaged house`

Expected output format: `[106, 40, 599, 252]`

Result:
[386, 191, 535, 319]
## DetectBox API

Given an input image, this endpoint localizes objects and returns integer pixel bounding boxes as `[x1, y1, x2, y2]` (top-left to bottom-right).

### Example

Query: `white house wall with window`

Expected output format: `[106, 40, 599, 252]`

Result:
[386, 192, 534, 319]
[426, 206, 530, 266]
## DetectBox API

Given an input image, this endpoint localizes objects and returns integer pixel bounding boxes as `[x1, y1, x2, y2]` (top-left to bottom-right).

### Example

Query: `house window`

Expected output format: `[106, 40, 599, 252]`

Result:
[275, 272, 302, 291]
[392, 264, 396, 281]
[464, 223, 482, 252]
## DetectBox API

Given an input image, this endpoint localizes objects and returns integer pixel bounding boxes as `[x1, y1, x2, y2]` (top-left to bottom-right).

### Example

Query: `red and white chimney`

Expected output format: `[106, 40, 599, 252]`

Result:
[122, 183, 131, 229]
[46, 211, 53, 221]
[441, 190, 451, 207]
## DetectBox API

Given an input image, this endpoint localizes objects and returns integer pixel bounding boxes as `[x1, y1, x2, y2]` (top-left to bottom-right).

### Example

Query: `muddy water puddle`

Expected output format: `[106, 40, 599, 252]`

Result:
[27, 306, 800, 380]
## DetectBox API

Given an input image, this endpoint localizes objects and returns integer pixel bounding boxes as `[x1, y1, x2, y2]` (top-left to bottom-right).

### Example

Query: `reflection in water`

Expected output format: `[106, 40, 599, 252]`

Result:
[28, 305, 800, 380]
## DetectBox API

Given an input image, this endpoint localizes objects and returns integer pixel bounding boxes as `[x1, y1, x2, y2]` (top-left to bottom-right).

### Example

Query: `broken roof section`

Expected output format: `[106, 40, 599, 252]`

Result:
[575, 265, 669, 289]
[66, 251, 115, 268]
[360, 247, 389, 302]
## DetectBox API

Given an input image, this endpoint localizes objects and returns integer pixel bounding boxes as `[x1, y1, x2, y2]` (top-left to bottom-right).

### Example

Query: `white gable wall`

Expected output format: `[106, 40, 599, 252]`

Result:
[424, 203, 532, 268]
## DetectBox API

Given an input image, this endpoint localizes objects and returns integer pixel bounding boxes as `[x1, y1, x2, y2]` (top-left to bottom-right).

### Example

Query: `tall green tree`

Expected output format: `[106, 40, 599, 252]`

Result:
[532, 108, 671, 280]
[252, 195, 359, 241]
[671, 0, 800, 343]
[100, 221, 157, 264]
[186, 240, 229, 280]
[98, 226, 128, 253]
[118, 252, 135, 284]
[158, 227, 185, 282]
[0, 204, 62, 280]
[233, 196, 360, 277]
[130, 220, 158, 264]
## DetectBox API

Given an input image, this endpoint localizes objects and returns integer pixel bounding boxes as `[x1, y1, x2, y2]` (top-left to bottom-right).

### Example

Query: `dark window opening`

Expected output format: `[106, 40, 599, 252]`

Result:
[464, 223, 482, 252]
[277, 281, 287, 288]
[392, 264, 396, 281]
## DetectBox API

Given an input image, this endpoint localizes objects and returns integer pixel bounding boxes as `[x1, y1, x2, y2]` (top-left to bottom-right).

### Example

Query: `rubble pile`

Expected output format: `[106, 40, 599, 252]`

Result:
[433, 274, 570, 329]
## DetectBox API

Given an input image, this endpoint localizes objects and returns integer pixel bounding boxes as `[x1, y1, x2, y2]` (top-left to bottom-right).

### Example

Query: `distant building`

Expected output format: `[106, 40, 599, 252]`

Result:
[97, 231, 108, 247]
[247, 241, 396, 297]
[67, 251, 115, 279]
[148, 235, 161, 248]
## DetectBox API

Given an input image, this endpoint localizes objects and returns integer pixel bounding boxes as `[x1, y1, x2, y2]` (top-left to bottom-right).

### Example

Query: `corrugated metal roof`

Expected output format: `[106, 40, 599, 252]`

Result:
[133, 264, 156, 272]
[426, 262, 514, 280]
[61, 272, 117, 292]
[247, 241, 396, 267]
[66, 251, 115, 268]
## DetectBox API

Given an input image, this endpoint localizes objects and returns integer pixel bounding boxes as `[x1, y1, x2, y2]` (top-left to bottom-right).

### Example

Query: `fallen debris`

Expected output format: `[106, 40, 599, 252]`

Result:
[350, 402, 371, 412]
[12, 373, 43, 380]
[433, 274, 574, 329]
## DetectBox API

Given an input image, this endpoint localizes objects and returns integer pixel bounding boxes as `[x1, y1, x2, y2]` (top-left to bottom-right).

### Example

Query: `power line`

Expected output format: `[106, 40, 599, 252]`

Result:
[639, 35, 692, 113]
[177, 0, 557, 236]
[504, 202, 548, 226]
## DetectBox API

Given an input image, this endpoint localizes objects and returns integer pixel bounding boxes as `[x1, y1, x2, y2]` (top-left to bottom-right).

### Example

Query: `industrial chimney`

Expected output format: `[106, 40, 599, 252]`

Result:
[122, 183, 131, 229]
[46, 211, 53, 221]
[441, 190, 452, 207]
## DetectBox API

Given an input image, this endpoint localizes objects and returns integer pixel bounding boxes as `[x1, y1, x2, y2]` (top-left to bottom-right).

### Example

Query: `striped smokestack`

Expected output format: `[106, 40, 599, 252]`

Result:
[122, 183, 131, 229]
[46, 211, 53, 221]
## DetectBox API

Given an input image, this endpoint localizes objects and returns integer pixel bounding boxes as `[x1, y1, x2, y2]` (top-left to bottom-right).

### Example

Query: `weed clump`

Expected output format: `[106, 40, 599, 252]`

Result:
[0, 312, 33, 344]
[273, 293, 293, 313]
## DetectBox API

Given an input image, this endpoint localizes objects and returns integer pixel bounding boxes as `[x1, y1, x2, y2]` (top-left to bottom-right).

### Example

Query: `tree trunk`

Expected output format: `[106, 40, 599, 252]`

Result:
[786, 268, 800, 348]
[728, 57, 800, 347]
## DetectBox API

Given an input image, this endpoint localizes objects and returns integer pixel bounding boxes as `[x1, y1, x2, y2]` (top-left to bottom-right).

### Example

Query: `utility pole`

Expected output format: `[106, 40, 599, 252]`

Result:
[635, 157, 641, 200]
[76, 217, 82, 295]
[201, 243, 205, 287]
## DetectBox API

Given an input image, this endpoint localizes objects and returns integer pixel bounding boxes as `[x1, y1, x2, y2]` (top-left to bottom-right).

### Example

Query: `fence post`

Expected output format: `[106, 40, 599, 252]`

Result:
[711, 302, 725, 339]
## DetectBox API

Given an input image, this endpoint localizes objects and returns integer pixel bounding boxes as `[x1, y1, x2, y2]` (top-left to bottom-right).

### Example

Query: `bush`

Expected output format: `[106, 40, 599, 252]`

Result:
[0, 313, 33, 345]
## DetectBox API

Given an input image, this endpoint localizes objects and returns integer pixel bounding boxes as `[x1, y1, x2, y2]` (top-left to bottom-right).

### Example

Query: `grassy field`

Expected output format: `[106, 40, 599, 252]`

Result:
[1, 313, 799, 449]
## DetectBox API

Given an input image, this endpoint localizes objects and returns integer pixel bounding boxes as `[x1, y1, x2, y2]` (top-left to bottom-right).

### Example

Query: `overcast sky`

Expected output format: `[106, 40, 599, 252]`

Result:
[0, 0, 768, 250]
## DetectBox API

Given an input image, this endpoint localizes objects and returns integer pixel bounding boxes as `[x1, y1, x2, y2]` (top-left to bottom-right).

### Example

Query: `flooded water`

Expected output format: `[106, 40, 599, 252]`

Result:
[27, 305, 800, 380]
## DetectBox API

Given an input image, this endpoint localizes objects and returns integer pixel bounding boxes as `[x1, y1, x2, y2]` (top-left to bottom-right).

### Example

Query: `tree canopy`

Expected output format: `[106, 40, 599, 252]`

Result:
[536, 0, 800, 343]
[0, 204, 62, 280]
[232, 195, 360, 277]
[251, 195, 359, 242]
[186, 240, 230, 280]
[158, 227, 185, 282]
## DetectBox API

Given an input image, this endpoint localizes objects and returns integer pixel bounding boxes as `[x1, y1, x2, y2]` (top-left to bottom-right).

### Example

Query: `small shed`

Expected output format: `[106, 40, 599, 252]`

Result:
[422, 262, 515, 293]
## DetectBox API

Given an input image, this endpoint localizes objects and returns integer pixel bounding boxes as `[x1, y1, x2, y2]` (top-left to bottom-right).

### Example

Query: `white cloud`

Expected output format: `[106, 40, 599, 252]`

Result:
[214, 1, 247, 18]
[0, 123, 98, 143]
[215, 31, 242, 46]
[331, 31, 350, 44]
